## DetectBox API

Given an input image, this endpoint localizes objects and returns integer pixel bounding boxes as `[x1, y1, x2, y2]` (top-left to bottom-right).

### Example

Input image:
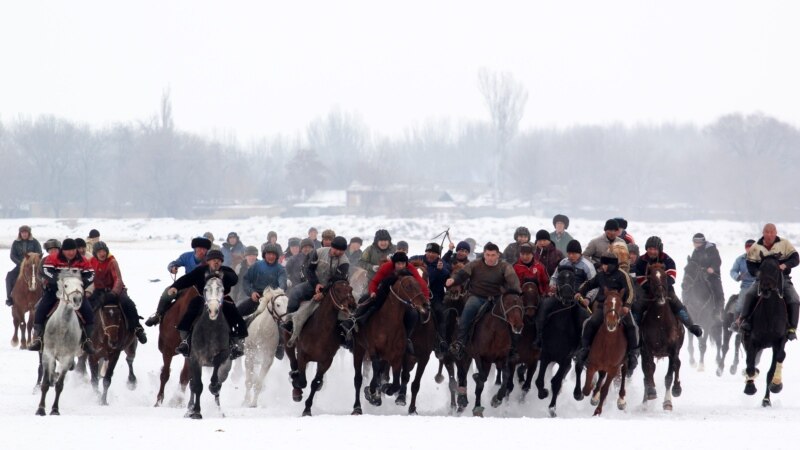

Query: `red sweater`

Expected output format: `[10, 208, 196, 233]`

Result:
[513, 259, 550, 295]
[369, 260, 430, 298]
[90, 255, 125, 295]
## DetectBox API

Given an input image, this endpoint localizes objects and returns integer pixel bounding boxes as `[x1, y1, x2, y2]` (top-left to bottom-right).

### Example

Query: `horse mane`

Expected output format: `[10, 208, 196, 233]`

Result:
[256, 287, 285, 316]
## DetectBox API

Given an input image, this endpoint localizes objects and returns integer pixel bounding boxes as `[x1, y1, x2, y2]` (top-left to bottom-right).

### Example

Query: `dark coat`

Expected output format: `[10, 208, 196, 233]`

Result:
[172, 264, 238, 295]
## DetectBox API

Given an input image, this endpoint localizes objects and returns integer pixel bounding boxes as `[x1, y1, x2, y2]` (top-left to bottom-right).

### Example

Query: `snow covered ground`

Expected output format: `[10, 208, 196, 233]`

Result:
[1, 216, 799, 449]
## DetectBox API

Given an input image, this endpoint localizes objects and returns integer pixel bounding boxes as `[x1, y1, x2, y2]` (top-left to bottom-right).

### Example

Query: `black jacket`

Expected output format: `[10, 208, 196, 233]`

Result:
[172, 264, 238, 295]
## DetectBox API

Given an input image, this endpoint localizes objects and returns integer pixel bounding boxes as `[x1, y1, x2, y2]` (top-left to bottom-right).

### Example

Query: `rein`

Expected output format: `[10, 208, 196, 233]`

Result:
[491, 295, 524, 326]
[99, 304, 122, 342]
[268, 294, 289, 323]
[389, 277, 429, 312]
[326, 281, 354, 315]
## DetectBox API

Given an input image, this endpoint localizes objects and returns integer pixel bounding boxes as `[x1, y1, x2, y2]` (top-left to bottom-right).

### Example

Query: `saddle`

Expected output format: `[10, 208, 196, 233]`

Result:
[466, 298, 496, 343]
[45, 302, 87, 325]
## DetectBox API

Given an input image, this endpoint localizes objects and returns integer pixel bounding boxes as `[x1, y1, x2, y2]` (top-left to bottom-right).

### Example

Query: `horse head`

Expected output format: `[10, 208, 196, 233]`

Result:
[203, 276, 224, 321]
[57, 269, 84, 311]
[24, 253, 42, 292]
[645, 263, 668, 305]
[501, 292, 525, 335]
[262, 287, 289, 319]
[328, 279, 357, 318]
[603, 288, 625, 332]
[758, 253, 783, 297]
[520, 281, 540, 319]
[392, 271, 430, 316]
[556, 266, 579, 303]
[99, 301, 125, 349]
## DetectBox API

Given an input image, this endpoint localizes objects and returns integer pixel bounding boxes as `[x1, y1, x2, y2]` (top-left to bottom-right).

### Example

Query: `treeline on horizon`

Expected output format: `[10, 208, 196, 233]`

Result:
[0, 96, 796, 221]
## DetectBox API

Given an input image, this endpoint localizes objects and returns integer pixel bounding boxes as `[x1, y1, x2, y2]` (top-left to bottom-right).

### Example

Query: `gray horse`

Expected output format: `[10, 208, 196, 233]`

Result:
[36, 270, 84, 416]
[186, 276, 232, 419]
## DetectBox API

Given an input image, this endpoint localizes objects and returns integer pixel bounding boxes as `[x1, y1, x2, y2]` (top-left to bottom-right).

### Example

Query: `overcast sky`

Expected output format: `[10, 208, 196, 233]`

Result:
[1, 1, 798, 141]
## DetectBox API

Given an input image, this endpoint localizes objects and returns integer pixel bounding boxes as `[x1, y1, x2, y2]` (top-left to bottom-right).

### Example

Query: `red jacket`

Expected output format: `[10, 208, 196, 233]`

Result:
[369, 260, 430, 298]
[513, 259, 549, 295]
[42, 252, 94, 289]
[90, 255, 125, 296]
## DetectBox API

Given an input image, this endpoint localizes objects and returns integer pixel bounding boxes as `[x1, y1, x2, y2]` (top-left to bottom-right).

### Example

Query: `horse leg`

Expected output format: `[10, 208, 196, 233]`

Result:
[731, 332, 742, 375]
[719, 324, 731, 377]
[352, 346, 364, 415]
[364, 358, 383, 407]
[252, 355, 274, 408]
[687, 333, 696, 367]
[697, 334, 707, 371]
[455, 359, 469, 412]
[642, 350, 657, 401]
[494, 364, 502, 386]
[573, 358, 584, 401]
[593, 369, 615, 416]
[765, 342, 786, 405]
[101, 351, 122, 406]
[50, 370, 67, 416]
[581, 366, 597, 399]
[408, 354, 429, 415]
[590, 371, 605, 406]
[303, 359, 332, 416]
[744, 339, 759, 395]
[663, 355, 674, 411]
[434, 359, 445, 384]
[88, 356, 100, 394]
[762, 348, 779, 407]
[535, 357, 550, 399]
[187, 361, 203, 419]
[383, 358, 402, 397]
[11, 309, 20, 347]
[472, 359, 487, 417]
[125, 344, 137, 390]
[396, 361, 410, 406]
[445, 360, 457, 410]
[492, 362, 512, 407]
[34, 352, 43, 392]
[547, 361, 571, 417]
[522, 361, 536, 393]
[617, 366, 627, 411]
[243, 349, 255, 407]
[36, 362, 51, 416]
[156, 353, 171, 407]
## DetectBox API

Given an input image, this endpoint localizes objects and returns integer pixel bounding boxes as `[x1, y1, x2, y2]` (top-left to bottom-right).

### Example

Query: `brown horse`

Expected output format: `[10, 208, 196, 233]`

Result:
[286, 279, 356, 416]
[11, 253, 42, 348]
[435, 281, 468, 412]
[455, 292, 524, 417]
[88, 291, 139, 405]
[154, 287, 194, 407]
[581, 288, 628, 416]
[352, 273, 430, 415]
[638, 263, 684, 410]
[508, 281, 541, 396]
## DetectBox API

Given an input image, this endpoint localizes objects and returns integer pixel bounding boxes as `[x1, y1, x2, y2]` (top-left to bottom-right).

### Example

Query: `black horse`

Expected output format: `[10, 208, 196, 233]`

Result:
[534, 266, 588, 417]
[720, 294, 745, 376]
[742, 255, 788, 407]
[682, 258, 723, 372]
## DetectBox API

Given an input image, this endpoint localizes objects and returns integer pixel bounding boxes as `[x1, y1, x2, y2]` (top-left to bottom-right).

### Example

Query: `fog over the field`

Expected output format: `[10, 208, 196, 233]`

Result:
[1, 1, 798, 221]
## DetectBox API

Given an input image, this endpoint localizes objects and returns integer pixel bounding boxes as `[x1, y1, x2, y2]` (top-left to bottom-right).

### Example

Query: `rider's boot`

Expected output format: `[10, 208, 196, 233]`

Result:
[626, 347, 640, 377]
[28, 323, 44, 351]
[677, 307, 703, 337]
[175, 330, 190, 356]
[81, 324, 97, 355]
[229, 337, 244, 360]
[787, 302, 799, 341]
[134, 326, 147, 344]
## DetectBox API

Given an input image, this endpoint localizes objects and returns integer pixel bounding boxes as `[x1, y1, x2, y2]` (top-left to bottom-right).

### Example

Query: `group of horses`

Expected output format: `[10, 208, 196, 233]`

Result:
[9, 251, 791, 418]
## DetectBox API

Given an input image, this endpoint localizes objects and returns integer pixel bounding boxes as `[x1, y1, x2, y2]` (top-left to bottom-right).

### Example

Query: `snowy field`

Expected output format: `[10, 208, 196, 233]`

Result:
[2, 216, 799, 449]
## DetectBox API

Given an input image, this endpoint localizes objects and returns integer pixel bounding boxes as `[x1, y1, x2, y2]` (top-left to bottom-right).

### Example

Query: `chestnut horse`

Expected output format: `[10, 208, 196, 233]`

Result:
[455, 292, 524, 417]
[154, 287, 194, 407]
[581, 288, 628, 416]
[352, 273, 430, 415]
[286, 279, 356, 416]
[11, 253, 42, 348]
[638, 263, 684, 411]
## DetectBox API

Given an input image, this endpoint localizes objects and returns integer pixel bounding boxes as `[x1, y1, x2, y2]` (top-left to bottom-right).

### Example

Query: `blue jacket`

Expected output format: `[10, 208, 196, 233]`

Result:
[244, 260, 287, 297]
[410, 255, 451, 300]
[222, 241, 246, 268]
[730, 254, 756, 289]
[168, 251, 203, 274]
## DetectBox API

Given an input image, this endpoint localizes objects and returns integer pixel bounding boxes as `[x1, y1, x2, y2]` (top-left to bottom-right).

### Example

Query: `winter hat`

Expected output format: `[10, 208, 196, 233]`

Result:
[191, 237, 212, 250]
[519, 243, 534, 253]
[350, 237, 363, 245]
[692, 233, 706, 244]
[227, 231, 239, 240]
[425, 243, 441, 254]
[321, 229, 336, 240]
[645, 236, 663, 252]
[627, 243, 640, 255]
[44, 239, 61, 251]
[552, 214, 570, 229]
[604, 219, 620, 231]
[397, 241, 409, 251]
[206, 250, 224, 262]
[566, 240, 582, 254]
[331, 236, 348, 251]
[287, 237, 301, 247]
[308, 227, 318, 234]
[61, 238, 78, 251]
[268, 231, 278, 240]
[19, 225, 31, 233]
[300, 238, 314, 249]
[75, 238, 87, 249]
[203, 232, 215, 242]
[391, 252, 409, 264]
[93, 241, 109, 255]
[88, 229, 100, 239]
[513, 227, 531, 240]
[614, 217, 628, 229]
[245, 245, 259, 256]
[535, 229, 550, 242]
[261, 243, 280, 256]
[745, 239, 755, 249]
[456, 241, 471, 252]
[374, 229, 392, 242]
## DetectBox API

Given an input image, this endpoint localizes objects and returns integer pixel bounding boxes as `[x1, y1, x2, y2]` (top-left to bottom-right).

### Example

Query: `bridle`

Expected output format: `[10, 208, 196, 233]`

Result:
[389, 276, 430, 313]
[326, 280, 355, 316]
[491, 293, 524, 329]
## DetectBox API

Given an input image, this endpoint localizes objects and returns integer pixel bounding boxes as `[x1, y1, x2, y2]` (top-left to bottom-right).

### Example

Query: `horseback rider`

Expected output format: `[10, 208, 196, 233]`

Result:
[221, 231, 246, 269]
[615, 217, 635, 244]
[396, 241, 409, 254]
[85, 229, 100, 258]
[263, 231, 283, 260]
[204, 232, 221, 251]
[346, 237, 363, 269]
[446, 242, 521, 359]
[633, 236, 703, 337]
[284, 237, 301, 262]
[536, 240, 594, 347]
[443, 240, 472, 268]
[627, 243, 640, 271]
[145, 236, 212, 326]
[286, 238, 315, 290]
[502, 226, 531, 264]
[233, 245, 259, 303]
[688, 233, 725, 312]
[87, 241, 147, 344]
[307, 227, 322, 249]
[513, 243, 550, 296]
[410, 243, 450, 353]
[729, 239, 757, 319]
[533, 229, 564, 277]
[736, 223, 800, 339]
[239, 243, 287, 317]
[173, 249, 248, 359]
[550, 214, 574, 256]
[583, 219, 626, 268]
[75, 238, 89, 259]
[573, 252, 639, 375]
[359, 229, 396, 282]
[28, 238, 97, 354]
[6, 225, 42, 306]
[321, 229, 336, 248]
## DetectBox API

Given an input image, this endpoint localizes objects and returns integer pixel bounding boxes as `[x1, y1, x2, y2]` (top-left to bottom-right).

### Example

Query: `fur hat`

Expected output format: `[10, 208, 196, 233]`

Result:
[331, 236, 348, 251]
[321, 229, 336, 240]
[262, 243, 280, 256]
[300, 238, 314, 249]
[206, 249, 224, 261]
[391, 252, 409, 264]
[268, 231, 278, 240]
[397, 240, 409, 251]
[604, 219, 620, 231]
[75, 238, 87, 249]
[627, 243, 640, 255]
[600, 252, 618, 265]
[519, 242, 534, 253]
[245, 245, 259, 256]
[287, 237, 301, 247]
[614, 217, 628, 229]
[19, 225, 31, 234]
[535, 229, 550, 242]
[374, 229, 391, 243]
[93, 241, 109, 255]
[552, 214, 570, 229]
[88, 229, 100, 239]
[203, 232, 215, 242]
[191, 237, 212, 250]
[566, 240, 582, 254]
[44, 239, 61, 251]
[456, 241, 471, 252]
[513, 226, 531, 240]
[61, 238, 77, 251]
[350, 236, 363, 245]
[645, 236, 663, 252]
[227, 231, 239, 240]
[425, 243, 441, 254]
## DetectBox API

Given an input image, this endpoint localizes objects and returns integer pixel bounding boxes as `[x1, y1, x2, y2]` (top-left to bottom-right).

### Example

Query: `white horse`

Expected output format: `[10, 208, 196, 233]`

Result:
[37, 270, 84, 416]
[243, 287, 289, 407]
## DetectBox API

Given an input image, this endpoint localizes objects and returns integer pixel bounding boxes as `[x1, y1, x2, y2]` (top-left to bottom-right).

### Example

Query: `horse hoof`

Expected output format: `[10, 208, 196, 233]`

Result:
[538, 388, 549, 400]
[697, 363, 705, 372]
[744, 381, 757, 396]
[716, 367, 723, 377]
[292, 388, 303, 402]
[646, 386, 658, 400]
[472, 406, 484, 417]
[434, 374, 445, 384]
[590, 397, 599, 407]
[302, 410, 312, 417]
[35, 408, 46, 416]
[457, 394, 469, 408]
[574, 390, 584, 401]
[593, 408, 602, 416]
[617, 398, 627, 410]
[689, 360, 696, 368]
[408, 407, 418, 416]
[663, 401, 673, 411]
[762, 398, 772, 407]
[548, 407, 557, 418]
[352, 407, 362, 416]
[189, 412, 202, 419]
[395, 396, 406, 407]
[672, 385, 682, 397]
[50, 409, 60, 416]
[491, 395, 502, 408]
[730, 365, 738, 375]
[769, 383, 783, 394]
[127, 380, 137, 391]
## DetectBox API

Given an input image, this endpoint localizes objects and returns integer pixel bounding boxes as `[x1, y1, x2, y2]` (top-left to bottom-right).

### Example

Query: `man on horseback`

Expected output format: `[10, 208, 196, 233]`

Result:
[321, 229, 336, 248]
[286, 238, 314, 290]
[221, 231, 246, 268]
[410, 243, 450, 353]
[574, 252, 639, 375]
[550, 214, 574, 255]
[239, 243, 287, 317]
[502, 226, 531, 264]
[443, 240, 472, 268]
[145, 236, 213, 327]
[689, 233, 725, 312]
[633, 236, 704, 337]
[534, 229, 564, 277]
[583, 219, 626, 268]
[6, 225, 42, 306]
[615, 217, 635, 244]
[233, 245, 259, 303]
[346, 237, 363, 269]
[514, 243, 549, 296]
[28, 238, 97, 354]
[729, 239, 757, 318]
[737, 223, 800, 339]
[446, 242, 521, 359]
[173, 249, 248, 359]
[87, 242, 147, 344]
[85, 229, 100, 258]
[359, 229, 396, 282]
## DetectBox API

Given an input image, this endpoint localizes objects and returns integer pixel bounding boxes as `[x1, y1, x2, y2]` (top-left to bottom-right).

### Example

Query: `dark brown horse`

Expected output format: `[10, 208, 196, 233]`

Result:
[11, 253, 42, 348]
[455, 292, 524, 417]
[352, 273, 430, 414]
[435, 281, 468, 412]
[508, 281, 541, 396]
[154, 287, 194, 407]
[720, 294, 744, 375]
[581, 288, 628, 416]
[682, 258, 723, 371]
[638, 263, 684, 411]
[286, 279, 356, 416]
[88, 291, 139, 405]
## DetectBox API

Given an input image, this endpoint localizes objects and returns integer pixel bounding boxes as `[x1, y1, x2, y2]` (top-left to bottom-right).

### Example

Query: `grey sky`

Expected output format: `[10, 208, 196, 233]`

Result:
[1, 0, 798, 141]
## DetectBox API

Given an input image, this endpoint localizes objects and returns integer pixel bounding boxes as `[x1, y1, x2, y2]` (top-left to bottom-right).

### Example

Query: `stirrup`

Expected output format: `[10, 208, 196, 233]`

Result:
[144, 313, 161, 327]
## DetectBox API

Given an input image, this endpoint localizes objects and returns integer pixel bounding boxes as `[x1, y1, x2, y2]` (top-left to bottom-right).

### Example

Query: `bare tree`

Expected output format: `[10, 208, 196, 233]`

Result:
[478, 68, 528, 201]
